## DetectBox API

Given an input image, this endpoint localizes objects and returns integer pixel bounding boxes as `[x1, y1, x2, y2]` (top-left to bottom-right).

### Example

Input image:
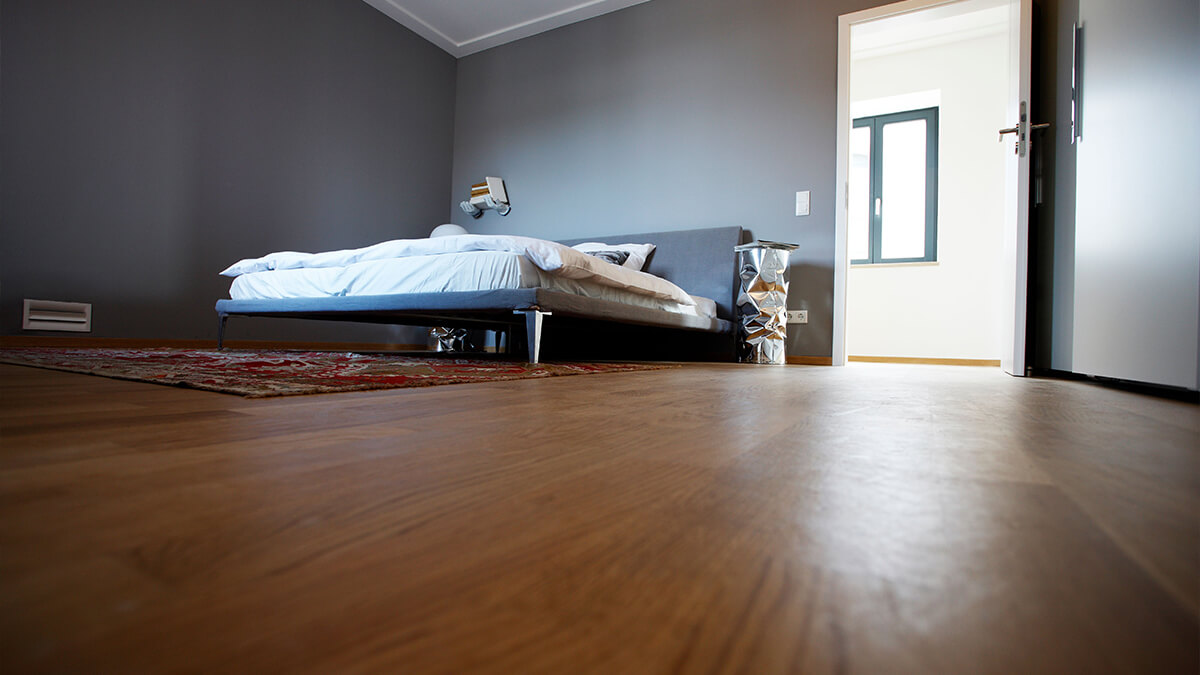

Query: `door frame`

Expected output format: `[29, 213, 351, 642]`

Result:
[832, 0, 1025, 369]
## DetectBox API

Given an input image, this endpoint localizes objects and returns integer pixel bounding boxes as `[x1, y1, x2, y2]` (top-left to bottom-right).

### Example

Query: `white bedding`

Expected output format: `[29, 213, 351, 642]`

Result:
[222, 233, 695, 307]
[229, 251, 718, 318]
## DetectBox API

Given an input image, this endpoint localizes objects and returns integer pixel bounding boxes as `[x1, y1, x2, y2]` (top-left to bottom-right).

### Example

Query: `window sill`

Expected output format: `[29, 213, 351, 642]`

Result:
[851, 261, 940, 269]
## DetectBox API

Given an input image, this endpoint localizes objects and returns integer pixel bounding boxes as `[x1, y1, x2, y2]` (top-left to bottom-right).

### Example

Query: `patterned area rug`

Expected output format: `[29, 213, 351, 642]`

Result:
[0, 348, 672, 398]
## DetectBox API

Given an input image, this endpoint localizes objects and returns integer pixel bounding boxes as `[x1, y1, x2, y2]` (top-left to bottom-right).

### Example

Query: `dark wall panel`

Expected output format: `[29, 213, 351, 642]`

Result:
[449, 0, 889, 358]
[1, 0, 456, 341]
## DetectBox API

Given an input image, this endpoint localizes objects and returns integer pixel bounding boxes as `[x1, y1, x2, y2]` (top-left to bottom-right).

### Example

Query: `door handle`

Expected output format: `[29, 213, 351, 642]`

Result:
[999, 114, 1051, 155]
[1001, 122, 1050, 141]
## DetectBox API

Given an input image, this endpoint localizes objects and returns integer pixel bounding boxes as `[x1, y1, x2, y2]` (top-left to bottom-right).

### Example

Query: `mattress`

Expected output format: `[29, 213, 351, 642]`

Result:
[229, 251, 718, 319]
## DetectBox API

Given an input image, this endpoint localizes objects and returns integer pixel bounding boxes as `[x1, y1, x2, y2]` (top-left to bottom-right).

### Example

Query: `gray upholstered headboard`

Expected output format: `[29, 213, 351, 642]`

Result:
[557, 226, 744, 321]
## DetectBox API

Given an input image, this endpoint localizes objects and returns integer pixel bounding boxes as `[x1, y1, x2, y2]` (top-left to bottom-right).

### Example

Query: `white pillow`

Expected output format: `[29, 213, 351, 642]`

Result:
[220, 251, 314, 277]
[570, 242, 655, 271]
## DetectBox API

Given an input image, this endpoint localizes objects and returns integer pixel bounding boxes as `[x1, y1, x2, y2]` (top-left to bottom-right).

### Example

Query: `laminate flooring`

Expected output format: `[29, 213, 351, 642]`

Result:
[1, 361, 1196, 673]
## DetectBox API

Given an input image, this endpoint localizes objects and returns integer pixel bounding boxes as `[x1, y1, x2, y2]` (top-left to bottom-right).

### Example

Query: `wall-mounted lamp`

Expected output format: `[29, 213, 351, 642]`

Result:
[459, 176, 510, 218]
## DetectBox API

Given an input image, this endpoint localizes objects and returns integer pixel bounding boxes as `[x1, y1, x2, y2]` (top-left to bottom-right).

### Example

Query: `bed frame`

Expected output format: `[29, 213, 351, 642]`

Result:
[214, 226, 743, 363]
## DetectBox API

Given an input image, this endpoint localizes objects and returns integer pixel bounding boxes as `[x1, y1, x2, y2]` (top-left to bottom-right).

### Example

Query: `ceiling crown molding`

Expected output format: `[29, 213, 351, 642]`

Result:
[362, 0, 652, 58]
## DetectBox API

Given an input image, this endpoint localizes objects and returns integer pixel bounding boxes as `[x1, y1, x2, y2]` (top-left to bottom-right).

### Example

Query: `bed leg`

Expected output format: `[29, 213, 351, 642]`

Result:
[515, 310, 550, 364]
[217, 314, 228, 351]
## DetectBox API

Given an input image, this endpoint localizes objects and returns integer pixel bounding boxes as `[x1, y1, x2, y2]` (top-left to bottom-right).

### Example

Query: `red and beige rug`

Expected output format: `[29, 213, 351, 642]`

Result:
[0, 348, 671, 398]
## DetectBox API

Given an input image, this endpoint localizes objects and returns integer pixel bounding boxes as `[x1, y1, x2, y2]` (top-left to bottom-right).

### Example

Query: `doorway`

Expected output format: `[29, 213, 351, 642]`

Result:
[840, 0, 1012, 367]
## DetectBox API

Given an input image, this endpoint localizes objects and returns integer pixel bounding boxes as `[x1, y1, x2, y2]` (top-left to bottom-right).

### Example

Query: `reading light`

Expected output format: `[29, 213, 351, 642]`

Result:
[459, 176, 510, 218]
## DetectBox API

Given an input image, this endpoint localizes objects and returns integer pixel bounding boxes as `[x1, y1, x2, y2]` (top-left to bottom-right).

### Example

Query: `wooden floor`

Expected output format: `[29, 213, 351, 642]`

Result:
[1, 361, 1196, 673]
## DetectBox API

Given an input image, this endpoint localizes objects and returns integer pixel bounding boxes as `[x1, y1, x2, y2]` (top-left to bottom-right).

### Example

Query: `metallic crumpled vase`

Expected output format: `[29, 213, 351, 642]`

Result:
[430, 326, 475, 352]
[735, 242, 797, 365]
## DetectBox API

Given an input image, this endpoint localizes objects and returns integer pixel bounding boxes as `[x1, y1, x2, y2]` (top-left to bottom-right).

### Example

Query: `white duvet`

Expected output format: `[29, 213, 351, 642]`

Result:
[221, 233, 695, 307]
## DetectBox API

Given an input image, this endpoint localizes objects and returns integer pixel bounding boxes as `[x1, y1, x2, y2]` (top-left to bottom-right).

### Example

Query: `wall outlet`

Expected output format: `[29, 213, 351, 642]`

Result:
[787, 310, 808, 324]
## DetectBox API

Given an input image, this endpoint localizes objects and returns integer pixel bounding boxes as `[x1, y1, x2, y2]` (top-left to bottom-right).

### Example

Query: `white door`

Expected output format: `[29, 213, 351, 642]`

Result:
[997, 0, 1034, 376]
[833, 0, 1036, 374]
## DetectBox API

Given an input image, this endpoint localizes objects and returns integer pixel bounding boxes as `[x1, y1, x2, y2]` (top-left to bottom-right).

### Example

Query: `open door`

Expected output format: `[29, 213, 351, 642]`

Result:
[998, 0, 1038, 376]
[833, 0, 1039, 374]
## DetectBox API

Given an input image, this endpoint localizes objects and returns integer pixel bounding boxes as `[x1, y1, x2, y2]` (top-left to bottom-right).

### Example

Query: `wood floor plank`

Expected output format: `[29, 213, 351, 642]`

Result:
[0, 361, 1196, 673]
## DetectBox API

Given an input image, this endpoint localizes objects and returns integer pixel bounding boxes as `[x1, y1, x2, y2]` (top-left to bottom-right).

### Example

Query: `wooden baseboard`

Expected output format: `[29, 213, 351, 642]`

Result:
[786, 356, 834, 366]
[848, 355, 1001, 367]
[0, 336, 428, 351]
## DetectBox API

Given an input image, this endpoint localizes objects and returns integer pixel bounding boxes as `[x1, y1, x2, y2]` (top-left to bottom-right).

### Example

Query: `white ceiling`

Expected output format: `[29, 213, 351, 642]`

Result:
[851, 0, 1009, 60]
[362, 0, 654, 58]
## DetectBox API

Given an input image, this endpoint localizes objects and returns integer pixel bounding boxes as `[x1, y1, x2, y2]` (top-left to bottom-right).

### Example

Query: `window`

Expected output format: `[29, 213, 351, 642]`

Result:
[850, 107, 939, 264]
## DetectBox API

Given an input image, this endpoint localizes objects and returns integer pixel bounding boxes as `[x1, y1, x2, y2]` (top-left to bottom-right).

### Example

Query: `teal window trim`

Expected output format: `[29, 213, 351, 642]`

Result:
[851, 106, 939, 265]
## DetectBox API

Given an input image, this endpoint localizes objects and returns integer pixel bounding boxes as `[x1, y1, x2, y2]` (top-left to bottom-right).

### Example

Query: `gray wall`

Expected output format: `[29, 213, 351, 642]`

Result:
[8, 0, 1193, 379]
[1034, 0, 1199, 390]
[451, 0, 1200, 378]
[1067, 0, 1199, 390]
[449, 0, 889, 358]
[1, 0, 456, 342]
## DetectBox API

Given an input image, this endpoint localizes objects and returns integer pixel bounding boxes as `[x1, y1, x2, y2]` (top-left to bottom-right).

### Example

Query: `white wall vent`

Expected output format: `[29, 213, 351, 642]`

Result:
[23, 299, 92, 332]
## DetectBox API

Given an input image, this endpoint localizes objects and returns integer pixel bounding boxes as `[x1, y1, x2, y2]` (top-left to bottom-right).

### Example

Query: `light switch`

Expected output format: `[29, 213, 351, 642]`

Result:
[795, 190, 810, 217]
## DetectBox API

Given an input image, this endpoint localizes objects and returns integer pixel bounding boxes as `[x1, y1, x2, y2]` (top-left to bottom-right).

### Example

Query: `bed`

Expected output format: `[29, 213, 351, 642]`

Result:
[214, 226, 743, 363]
